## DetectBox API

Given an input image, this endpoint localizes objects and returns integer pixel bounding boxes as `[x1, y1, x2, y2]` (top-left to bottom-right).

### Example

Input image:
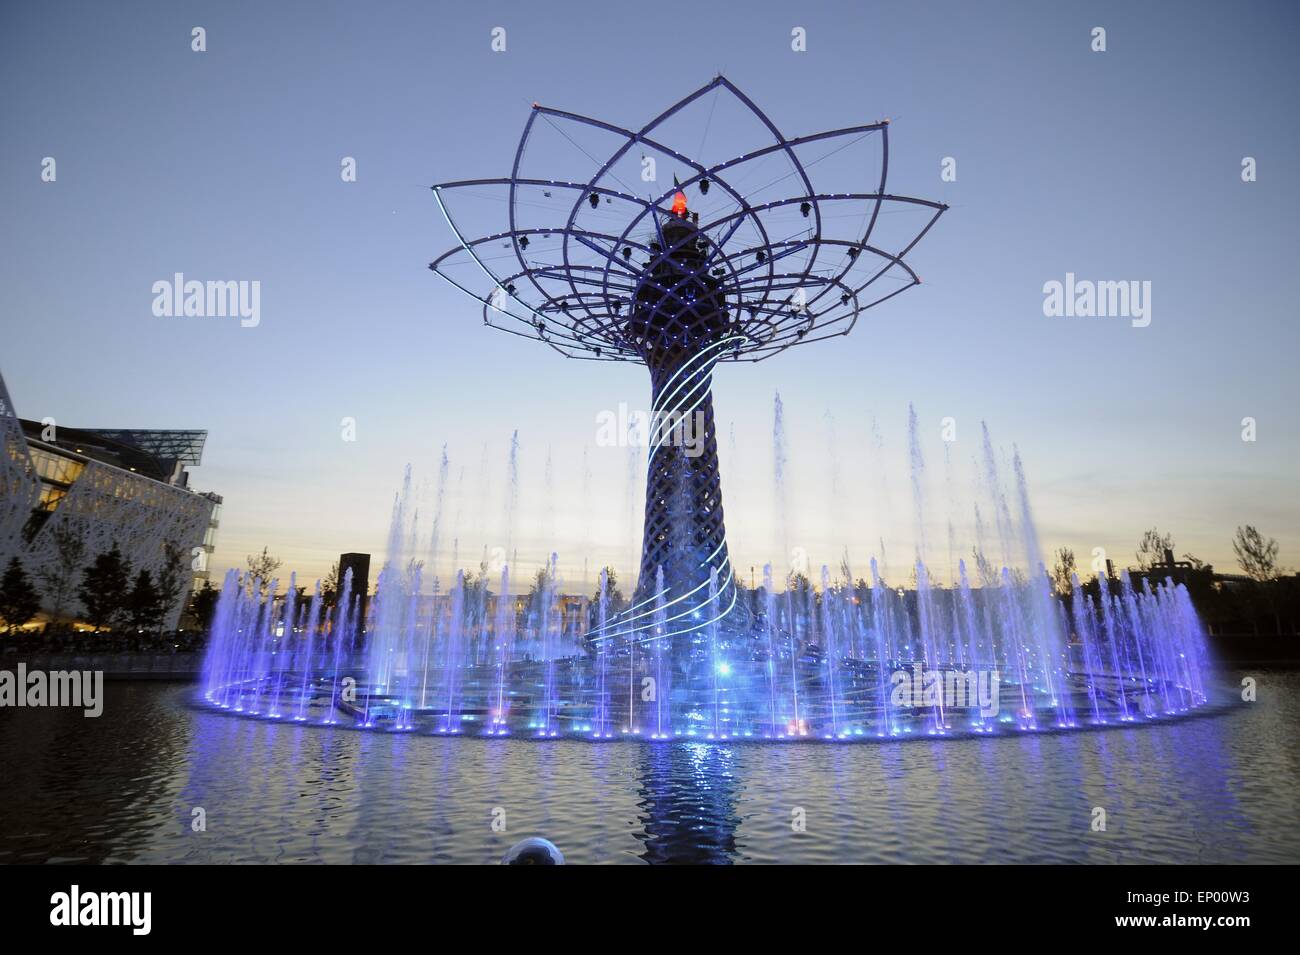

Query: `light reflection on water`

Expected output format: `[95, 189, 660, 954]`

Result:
[0, 675, 1296, 864]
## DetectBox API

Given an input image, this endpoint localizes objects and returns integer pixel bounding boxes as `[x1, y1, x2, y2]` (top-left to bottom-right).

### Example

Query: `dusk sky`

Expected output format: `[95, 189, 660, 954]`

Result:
[3, 0, 1297, 591]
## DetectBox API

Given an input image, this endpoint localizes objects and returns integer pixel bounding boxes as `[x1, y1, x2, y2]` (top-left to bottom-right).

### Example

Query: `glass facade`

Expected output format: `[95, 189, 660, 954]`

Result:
[2, 415, 219, 628]
[28, 446, 86, 495]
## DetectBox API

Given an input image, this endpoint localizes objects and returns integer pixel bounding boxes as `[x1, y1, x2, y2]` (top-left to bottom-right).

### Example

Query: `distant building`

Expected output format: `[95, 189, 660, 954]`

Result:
[194, 490, 223, 592]
[338, 552, 371, 627]
[0, 371, 220, 629]
[1128, 548, 1216, 592]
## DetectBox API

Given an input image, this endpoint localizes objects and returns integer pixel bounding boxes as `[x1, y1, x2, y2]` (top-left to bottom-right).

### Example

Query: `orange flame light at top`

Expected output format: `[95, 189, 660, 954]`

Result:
[671, 191, 688, 217]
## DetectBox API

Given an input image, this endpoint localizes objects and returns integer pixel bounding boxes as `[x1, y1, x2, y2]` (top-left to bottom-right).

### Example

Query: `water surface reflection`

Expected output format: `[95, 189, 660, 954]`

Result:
[0, 678, 1295, 864]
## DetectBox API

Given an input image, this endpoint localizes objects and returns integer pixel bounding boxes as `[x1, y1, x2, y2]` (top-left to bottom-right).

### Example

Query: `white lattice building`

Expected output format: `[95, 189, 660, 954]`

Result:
[0, 371, 220, 630]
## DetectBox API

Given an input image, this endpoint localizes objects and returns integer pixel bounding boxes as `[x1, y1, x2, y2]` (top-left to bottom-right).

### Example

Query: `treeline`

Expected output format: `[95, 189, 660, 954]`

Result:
[1051, 524, 1297, 637]
[0, 528, 190, 635]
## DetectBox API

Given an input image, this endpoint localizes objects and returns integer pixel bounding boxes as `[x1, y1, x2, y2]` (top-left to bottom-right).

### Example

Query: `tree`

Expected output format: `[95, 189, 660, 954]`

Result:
[461, 564, 494, 616]
[590, 566, 626, 607]
[126, 568, 162, 632]
[154, 540, 189, 629]
[525, 566, 551, 602]
[1136, 527, 1174, 571]
[972, 546, 997, 589]
[733, 573, 753, 616]
[587, 566, 628, 631]
[1051, 547, 1077, 596]
[79, 544, 132, 631]
[189, 581, 219, 631]
[1233, 525, 1284, 635]
[36, 524, 85, 627]
[1233, 525, 1280, 582]
[245, 547, 282, 595]
[0, 557, 42, 634]
[322, 561, 340, 608]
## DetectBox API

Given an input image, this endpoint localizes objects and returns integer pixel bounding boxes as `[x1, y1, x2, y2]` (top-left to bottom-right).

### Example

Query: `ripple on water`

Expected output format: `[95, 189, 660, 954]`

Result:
[0, 677, 1296, 864]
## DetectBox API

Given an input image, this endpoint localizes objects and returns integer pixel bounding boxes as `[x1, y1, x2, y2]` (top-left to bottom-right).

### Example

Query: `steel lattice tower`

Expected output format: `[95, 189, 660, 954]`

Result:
[428, 76, 946, 639]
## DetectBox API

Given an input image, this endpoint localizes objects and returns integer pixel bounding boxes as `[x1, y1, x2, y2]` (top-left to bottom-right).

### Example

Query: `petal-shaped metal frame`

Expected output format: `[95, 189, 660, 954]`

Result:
[429, 76, 946, 364]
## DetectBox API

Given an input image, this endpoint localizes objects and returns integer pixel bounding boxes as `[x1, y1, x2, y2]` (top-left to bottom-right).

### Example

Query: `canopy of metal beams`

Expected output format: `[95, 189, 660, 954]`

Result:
[429, 76, 945, 365]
